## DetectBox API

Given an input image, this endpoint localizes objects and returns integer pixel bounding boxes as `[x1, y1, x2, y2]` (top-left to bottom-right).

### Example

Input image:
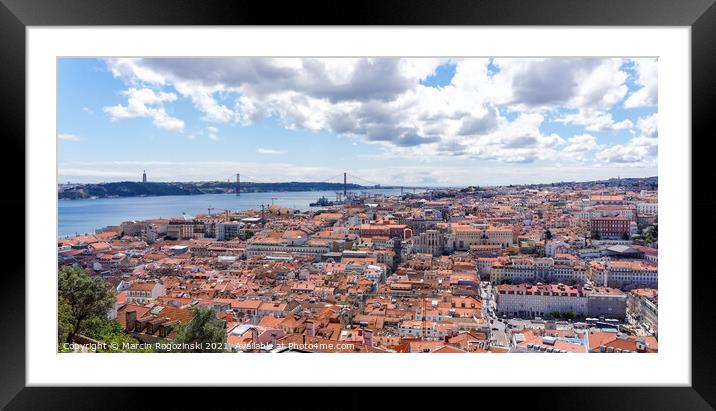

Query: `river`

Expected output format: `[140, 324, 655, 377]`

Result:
[57, 188, 421, 238]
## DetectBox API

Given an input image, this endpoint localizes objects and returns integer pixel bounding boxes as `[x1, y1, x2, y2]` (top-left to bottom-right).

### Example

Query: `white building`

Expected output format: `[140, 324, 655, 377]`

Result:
[398, 320, 446, 339]
[216, 221, 244, 241]
[490, 257, 588, 285]
[636, 202, 658, 216]
[627, 289, 658, 335]
[589, 260, 658, 288]
[246, 238, 329, 258]
[496, 283, 586, 318]
[590, 206, 636, 221]
[446, 223, 514, 251]
[495, 283, 626, 319]
[126, 281, 165, 304]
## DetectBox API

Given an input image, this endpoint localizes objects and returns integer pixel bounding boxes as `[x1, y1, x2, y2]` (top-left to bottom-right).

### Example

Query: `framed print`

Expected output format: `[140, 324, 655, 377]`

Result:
[2, 0, 715, 408]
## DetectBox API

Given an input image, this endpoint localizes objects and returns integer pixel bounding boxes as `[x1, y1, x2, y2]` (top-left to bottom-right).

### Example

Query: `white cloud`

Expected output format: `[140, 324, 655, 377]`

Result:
[561, 134, 601, 162]
[636, 113, 658, 137]
[149, 108, 184, 131]
[557, 111, 633, 132]
[103, 87, 184, 131]
[106, 58, 167, 85]
[82, 107, 93, 114]
[624, 58, 658, 108]
[257, 148, 285, 155]
[492, 58, 628, 111]
[173, 82, 233, 123]
[495, 58, 634, 133]
[58, 133, 81, 142]
[124, 87, 177, 105]
[101, 57, 656, 165]
[596, 136, 657, 166]
[206, 126, 219, 140]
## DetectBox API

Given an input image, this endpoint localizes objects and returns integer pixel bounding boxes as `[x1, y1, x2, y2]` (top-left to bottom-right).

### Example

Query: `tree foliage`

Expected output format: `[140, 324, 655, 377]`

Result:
[643, 224, 658, 244]
[80, 316, 153, 353]
[172, 306, 227, 352]
[58, 295, 74, 344]
[58, 266, 115, 344]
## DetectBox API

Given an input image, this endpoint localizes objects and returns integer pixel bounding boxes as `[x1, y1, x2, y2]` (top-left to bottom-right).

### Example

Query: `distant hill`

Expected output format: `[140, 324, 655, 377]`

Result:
[58, 181, 366, 200]
[519, 176, 658, 190]
[57, 176, 657, 200]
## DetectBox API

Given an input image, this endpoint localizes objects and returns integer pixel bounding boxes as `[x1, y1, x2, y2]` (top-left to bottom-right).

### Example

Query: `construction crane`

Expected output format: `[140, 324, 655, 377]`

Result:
[207, 207, 232, 221]
[259, 203, 277, 220]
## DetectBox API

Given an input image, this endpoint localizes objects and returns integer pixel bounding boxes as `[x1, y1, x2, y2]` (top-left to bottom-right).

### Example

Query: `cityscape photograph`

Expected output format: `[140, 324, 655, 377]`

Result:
[57, 57, 658, 353]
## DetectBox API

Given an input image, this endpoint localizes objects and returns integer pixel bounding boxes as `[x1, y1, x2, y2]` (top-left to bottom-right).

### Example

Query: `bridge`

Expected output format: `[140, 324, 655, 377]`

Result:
[222, 171, 455, 197]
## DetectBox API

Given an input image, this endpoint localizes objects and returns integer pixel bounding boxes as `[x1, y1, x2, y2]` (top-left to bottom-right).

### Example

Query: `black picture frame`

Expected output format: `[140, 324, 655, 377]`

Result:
[1, 0, 713, 408]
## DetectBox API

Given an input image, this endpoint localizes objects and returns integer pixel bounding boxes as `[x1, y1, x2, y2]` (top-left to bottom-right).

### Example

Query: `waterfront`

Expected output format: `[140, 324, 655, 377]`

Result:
[58, 188, 415, 238]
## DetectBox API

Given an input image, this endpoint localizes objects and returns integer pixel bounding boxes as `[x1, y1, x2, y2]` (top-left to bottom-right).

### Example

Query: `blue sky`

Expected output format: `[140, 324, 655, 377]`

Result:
[58, 57, 658, 186]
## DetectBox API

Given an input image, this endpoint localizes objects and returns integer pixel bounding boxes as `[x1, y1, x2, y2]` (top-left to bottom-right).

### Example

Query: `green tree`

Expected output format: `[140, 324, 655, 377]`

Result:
[172, 306, 226, 352]
[58, 266, 115, 344]
[643, 224, 658, 244]
[58, 295, 74, 343]
[80, 316, 153, 352]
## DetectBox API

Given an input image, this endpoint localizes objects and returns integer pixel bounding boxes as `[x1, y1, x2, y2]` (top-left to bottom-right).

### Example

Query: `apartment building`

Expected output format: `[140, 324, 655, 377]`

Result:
[447, 224, 514, 250]
[628, 288, 658, 335]
[126, 281, 166, 304]
[166, 220, 206, 240]
[490, 257, 588, 285]
[590, 216, 630, 239]
[246, 237, 330, 258]
[495, 283, 626, 319]
[589, 260, 658, 289]
[636, 202, 658, 216]
[216, 221, 244, 241]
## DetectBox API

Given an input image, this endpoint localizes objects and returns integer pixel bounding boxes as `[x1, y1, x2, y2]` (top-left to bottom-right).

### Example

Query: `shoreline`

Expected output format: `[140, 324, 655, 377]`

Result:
[57, 187, 406, 201]
[57, 188, 414, 238]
